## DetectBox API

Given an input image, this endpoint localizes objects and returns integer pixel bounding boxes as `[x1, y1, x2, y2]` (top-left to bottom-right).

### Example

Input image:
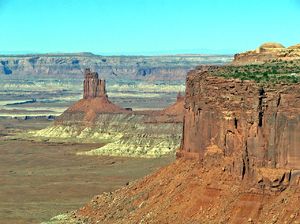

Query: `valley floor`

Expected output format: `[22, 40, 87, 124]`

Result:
[0, 119, 174, 224]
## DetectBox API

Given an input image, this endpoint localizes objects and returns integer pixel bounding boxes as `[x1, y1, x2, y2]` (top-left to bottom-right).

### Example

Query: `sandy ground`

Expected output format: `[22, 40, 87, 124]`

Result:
[0, 118, 174, 224]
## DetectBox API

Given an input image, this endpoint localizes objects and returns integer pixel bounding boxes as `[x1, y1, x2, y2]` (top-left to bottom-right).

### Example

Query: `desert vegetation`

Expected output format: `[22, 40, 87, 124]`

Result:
[217, 60, 300, 83]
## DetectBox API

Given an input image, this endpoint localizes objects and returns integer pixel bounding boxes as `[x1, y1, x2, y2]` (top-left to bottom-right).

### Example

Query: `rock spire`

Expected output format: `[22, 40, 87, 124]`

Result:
[83, 68, 107, 99]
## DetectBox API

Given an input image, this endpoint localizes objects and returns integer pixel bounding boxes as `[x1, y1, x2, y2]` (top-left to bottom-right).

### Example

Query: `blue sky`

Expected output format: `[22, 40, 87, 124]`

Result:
[0, 0, 299, 55]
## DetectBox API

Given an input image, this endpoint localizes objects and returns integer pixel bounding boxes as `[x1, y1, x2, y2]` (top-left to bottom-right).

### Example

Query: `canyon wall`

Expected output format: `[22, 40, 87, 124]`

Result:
[178, 66, 300, 179]
[0, 54, 232, 80]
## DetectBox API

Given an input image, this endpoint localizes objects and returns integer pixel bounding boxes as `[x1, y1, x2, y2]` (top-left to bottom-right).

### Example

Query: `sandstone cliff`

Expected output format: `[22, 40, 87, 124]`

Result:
[44, 60, 300, 224]
[178, 64, 300, 189]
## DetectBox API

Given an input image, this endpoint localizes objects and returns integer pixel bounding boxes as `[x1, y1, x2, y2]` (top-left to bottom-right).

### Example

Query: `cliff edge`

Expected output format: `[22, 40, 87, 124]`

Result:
[178, 63, 300, 187]
[56, 60, 300, 224]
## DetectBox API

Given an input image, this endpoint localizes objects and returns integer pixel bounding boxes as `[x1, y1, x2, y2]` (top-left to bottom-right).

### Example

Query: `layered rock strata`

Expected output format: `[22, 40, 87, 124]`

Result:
[32, 69, 184, 158]
[44, 63, 300, 224]
[0, 53, 232, 79]
[178, 65, 300, 189]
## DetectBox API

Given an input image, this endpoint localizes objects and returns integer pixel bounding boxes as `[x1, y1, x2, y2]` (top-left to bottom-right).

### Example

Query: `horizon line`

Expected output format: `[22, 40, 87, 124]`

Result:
[0, 50, 235, 57]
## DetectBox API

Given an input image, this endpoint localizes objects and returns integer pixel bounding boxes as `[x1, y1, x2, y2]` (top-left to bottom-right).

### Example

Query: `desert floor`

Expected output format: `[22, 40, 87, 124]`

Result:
[0, 118, 174, 223]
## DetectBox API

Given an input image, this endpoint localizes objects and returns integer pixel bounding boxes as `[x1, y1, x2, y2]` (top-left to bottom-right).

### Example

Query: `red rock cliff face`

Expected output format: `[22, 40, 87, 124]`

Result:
[178, 66, 300, 178]
[83, 68, 107, 99]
